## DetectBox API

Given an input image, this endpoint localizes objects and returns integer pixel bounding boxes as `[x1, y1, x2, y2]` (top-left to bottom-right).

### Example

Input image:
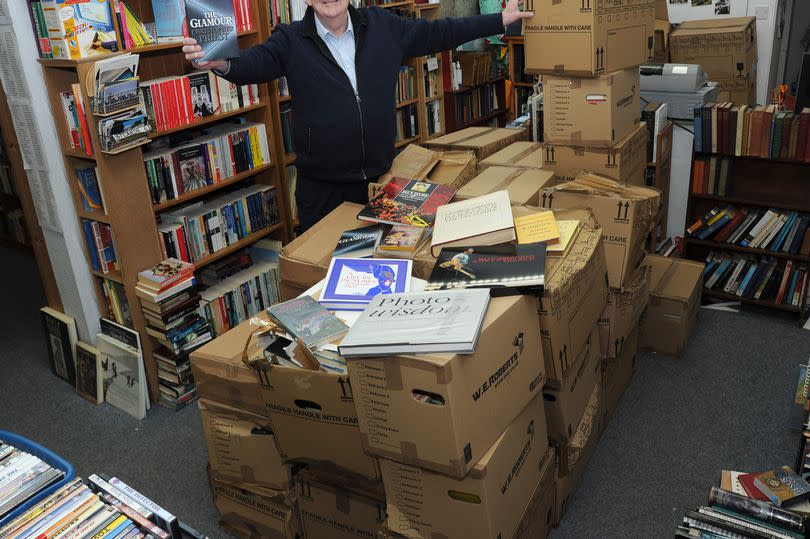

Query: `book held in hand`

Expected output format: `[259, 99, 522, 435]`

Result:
[357, 177, 456, 228]
[319, 257, 412, 311]
[185, 0, 239, 61]
[266, 296, 349, 349]
[425, 243, 546, 295]
[431, 190, 516, 257]
[338, 289, 491, 357]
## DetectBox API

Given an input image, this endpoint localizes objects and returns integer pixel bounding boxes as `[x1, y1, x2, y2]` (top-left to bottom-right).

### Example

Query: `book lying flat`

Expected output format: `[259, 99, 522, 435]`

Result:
[431, 190, 515, 257]
[357, 177, 456, 228]
[332, 226, 384, 259]
[267, 296, 349, 349]
[338, 289, 491, 357]
[319, 257, 412, 311]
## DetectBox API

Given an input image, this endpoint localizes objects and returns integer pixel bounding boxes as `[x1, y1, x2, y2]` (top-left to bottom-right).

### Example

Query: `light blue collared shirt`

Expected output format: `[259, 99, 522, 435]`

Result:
[314, 14, 357, 93]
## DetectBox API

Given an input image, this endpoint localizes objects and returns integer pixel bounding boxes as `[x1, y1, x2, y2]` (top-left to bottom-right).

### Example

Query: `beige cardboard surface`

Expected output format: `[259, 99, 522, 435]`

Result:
[279, 280, 308, 302]
[296, 476, 386, 539]
[543, 69, 641, 148]
[191, 321, 267, 417]
[639, 255, 704, 357]
[209, 479, 301, 539]
[524, 0, 655, 76]
[542, 123, 648, 184]
[379, 145, 478, 190]
[540, 174, 661, 288]
[428, 150, 478, 188]
[543, 326, 600, 444]
[249, 362, 381, 481]
[512, 447, 556, 539]
[511, 207, 609, 384]
[670, 17, 757, 81]
[279, 203, 371, 290]
[479, 142, 545, 172]
[602, 329, 638, 428]
[456, 166, 556, 206]
[553, 384, 600, 526]
[598, 265, 650, 360]
[347, 295, 546, 478]
[424, 127, 529, 160]
[381, 395, 549, 539]
[199, 399, 292, 491]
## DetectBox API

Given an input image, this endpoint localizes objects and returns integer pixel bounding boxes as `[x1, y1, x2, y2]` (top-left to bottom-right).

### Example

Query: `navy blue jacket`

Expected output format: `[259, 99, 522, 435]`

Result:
[224, 7, 503, 183]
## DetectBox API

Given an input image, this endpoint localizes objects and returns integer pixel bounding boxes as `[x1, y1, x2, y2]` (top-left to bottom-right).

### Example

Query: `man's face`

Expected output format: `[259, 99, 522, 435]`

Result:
[306, 0, 350, 23]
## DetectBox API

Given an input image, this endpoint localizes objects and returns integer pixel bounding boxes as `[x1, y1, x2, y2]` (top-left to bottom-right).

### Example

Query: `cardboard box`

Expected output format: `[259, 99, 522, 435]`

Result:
[543, 69, 641, 148]
[553, 384, 600, 526]
[602, 329, 638, 428]
[381, 394, 549, 539]
[543, 326, 600, 444]
[199, 399, 292, 491]
[42, 0, 116, 60]
[279, 280, 307, 302]
[347, 295, 546, 478]
[598, 265, 650, 361]
[209, 479, 302, 539]
[371, 145, 478, 200]
[249, 362, 381, 482]
[456, 166, 556, 206]
[516, 208, 609, 384]
[542, 123, 648, 185]
[424, 127, 529, 161]
[717, 74, 757, 106]
[654, 19, 671, 63]
[279, 202, 371, 291]
[190, 321, 267, 417]
[297, 477, 386, 539]
[539, 174, 661, 288]
[639, 255, 704, 357]
[479, 142, 544, 172]
[669, 17, 757, 83]
[523, 0, 655, 76]
[513, 447, 556, 539]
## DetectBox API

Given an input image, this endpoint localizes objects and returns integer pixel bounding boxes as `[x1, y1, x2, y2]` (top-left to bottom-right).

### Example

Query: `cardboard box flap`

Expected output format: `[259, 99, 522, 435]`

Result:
[545, 174, 661, 202]
[673, 17, 754, 34]
[565, 383, 600, 469]
[481, 142, 544, 168]
[388, 145, 441, 180]
[280, 202, 369, 266]
[645, 255, 705, 303]
[429, 127, 494, 146]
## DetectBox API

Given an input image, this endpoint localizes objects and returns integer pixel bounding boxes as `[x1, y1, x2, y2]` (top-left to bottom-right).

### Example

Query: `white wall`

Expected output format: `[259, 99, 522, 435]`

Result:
[665, 0, 786, 105]
[667, 125, 695, 241]
[3, 3, 100, 341]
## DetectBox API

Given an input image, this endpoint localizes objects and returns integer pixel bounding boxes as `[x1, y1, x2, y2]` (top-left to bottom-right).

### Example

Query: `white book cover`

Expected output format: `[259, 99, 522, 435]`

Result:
[431, 190, 515, 257]
[97, 325, 148, 420]
[338, 288, 491, 357]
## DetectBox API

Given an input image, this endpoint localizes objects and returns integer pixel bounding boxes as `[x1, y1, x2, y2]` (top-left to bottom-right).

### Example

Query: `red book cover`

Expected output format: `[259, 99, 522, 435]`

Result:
[761, 105, 776, 158]
[182, 77, 194, 125]
[781, 113, 794, 160]
[777, 260, 794, 304]
[170, 153, 186, 195]
[714, 208, 748, 243]
[158, 81, 170, 131]
[231, 0, 241, 32]
[176, 226, 190, 263]
[175, 78, 187, 126]
[801, 108, 810, 162]
[691, 159, 703, 193]
[358, 177, 457, 227]
[738, 472, 771, 501]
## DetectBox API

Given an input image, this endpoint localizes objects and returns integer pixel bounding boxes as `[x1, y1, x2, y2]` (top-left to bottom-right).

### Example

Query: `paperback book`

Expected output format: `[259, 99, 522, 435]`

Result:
[357, 177, 456, 227]
[378, 224, 425, 252]
[97, 318, 148, 420]
[75, 342, 103, 405]
[332, 226, 384, 258]
[40, 307, 78, 386]
[266, 296, 349, 349]
[319, 257, 412, 310]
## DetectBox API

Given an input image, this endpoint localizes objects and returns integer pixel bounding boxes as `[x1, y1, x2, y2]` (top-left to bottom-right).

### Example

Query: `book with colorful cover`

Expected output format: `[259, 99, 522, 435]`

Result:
[425, 243, 546, 295]
[137, 258, 195, 292]
[184, 0, 239, 61]
[319, 257, 412, 310]
[755, 467, 810, 507]
[266, 296, 349, 348]
[332, 226, 384, 259]
[76, 166, 105, 213]
[357, 177, 456, 227]
[378, 225, 425, 252]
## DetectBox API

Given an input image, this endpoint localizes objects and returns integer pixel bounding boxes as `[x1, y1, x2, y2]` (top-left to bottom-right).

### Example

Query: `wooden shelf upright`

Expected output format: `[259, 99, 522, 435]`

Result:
[505, 35, 538, 121]
[38, 0, 293, 404]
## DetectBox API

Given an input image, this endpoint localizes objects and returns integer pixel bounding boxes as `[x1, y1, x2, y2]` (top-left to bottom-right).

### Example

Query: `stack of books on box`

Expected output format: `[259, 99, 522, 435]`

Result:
[154, 346, 198, 411]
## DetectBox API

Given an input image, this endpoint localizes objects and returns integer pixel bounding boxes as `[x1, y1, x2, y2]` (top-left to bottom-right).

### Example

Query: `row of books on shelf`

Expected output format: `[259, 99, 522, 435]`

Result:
[100, 278, 133, 328]
[453, 84, 499, 127]
[0, 163, 14, 196]
[81, 220, 118, 274]
[703, 251, 807, 306]
[688, 205, 810, 256]
[694, 102, 810, 162]
[425, 100, 442, 137]
[115, 1, 157, 49]
[691, 155, 733, 196]
[59, 86, 92, 154]
[396, 65, 417, 103]
[395, 104, 418, 142]
[157, 183, 281, 264]
[2, 210, 27, 245]
[424, 58, 441, 98]
[143, 121, 271, 204]
[0, 440, 66, 519]
[154, 346, 198, 411]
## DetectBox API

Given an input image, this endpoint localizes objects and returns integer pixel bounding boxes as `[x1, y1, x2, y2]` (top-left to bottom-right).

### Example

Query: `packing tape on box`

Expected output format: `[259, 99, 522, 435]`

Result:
[569, 132, 583, 145]
[449, 127, 498, 145]
[383, 361, 404, 391]
[240, 465, 256, 483]
[383, 357, 454, 391]
[335, 490, 351, 514]
[401, 441, 419, 463]
[487, 168, 526, 192]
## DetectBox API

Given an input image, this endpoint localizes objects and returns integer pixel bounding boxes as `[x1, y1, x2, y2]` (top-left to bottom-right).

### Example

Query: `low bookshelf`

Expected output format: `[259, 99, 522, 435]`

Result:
[684, 152, 810, 316]
[505, 35, 538, 121]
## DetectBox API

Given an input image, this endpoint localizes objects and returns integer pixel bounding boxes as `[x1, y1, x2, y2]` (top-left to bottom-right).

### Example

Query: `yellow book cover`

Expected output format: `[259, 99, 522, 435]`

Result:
[514, 211, 560, 245]
[546, 219, 580, 256]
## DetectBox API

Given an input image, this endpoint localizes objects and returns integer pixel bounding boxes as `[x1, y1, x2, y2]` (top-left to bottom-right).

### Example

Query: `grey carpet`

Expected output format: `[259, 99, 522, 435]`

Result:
[2, 247, 809, 539]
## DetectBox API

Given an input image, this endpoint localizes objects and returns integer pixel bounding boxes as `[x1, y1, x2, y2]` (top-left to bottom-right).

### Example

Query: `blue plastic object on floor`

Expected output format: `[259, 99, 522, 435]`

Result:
[0, 429, 75, 529]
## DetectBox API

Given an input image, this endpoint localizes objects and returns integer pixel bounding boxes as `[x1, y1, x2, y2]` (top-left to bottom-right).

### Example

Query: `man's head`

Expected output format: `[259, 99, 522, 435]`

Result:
[306, 0, 350, 28]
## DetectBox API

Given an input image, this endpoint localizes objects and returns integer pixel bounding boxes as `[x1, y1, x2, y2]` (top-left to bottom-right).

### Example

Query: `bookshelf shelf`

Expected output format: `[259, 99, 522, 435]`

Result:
[415, 2, 441, 9]
[63, 149, 95, 160]
[279, 95, 292, 103]
[92, 269, 123, 283]
[446, 76, 506, 95]
[685, 238, 810, 263]
[284, 153, 297, 165]
[395, 136, 420, 148]
[152, 163, 275, 212]
[703, 288, 801, 312]
[77, 210, 111, 224]
[152, 102, 266, 137]
[690, 193, 810, 214]
[462, 109, 506, 129]
[425, 94, 442, 103]
[195, 223, 283, 269]
[376, 1, 413, 8]
[695, 152, 810, 167]
[396, 98, 419, 109]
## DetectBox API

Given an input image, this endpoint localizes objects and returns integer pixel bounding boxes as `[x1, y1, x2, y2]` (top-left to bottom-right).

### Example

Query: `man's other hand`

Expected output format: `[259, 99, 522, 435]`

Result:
[502, 0, 533, 26]
[182, 38, 229, 72]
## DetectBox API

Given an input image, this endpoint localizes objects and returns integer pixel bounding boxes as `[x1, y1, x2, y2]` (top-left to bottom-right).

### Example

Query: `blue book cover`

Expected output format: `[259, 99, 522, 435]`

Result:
[697, 213, 731, 240]
[787, 268, 800, 304]
[704, 256, 719, 277]
[76, 166, 103, 212]
[709, 259, 731, 288]
[737, 261, 759, 296]
[694, 104, 703, 152]
[320, 258, 413, 310]
[82, 220, 101, 271]
[772, 212, 797, 252]
[151, 0, 185, 40]
[789, 217, 810, 255]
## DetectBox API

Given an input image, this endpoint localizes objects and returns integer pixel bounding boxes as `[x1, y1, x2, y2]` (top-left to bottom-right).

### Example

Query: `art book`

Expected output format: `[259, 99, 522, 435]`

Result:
[97, 318, 148, 420]
[185, 0, 239, 61]
[430, 190, 515, 257]
[332, 226, 384, 259]
[75, 342, 103, 405]
[424, 243, 546, 295]
[378, 225, 424, 252]
[320, 258, 412, 310]
[267, 296, 349, 349]
[357, 177, 456, 228]
[40, 307, 78, 386]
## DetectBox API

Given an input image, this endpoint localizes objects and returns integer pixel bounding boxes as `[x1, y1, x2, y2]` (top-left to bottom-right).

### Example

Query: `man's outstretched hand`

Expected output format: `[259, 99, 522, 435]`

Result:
[182, 37, 229, 72]
[502, 0, 534, 26]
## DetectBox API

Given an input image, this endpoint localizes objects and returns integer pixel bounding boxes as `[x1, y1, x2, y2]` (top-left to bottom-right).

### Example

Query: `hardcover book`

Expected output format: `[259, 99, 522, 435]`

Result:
[40, 307, 78, 386]
[431, 190, 515, 257]
[337, 288, 491, 357]
[424, 243, 546, 295]
[138, 258, 195, 292]
[97, 319, 148, 420]
[75, 342, 103, 405]
[185, 0, 239, 61]
[266, 296, 349, 348]
[378, 225, 424, 252]
[319, 257, 412, 310]
[332, 226, 384, 259]
[152, 0, 185, 42]
[357, 177, 456, 228]
[755, 467, 810, 507]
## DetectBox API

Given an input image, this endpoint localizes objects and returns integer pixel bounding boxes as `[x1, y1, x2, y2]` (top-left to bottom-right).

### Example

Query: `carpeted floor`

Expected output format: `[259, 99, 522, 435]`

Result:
[2, 247, 809, 538]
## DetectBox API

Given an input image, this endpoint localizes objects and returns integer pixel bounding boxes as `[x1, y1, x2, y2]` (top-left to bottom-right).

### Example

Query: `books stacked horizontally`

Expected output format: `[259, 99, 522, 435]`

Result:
[154, 346, 198, 411]
[0, 441, 66, 519]
[678, 476, 810, 538]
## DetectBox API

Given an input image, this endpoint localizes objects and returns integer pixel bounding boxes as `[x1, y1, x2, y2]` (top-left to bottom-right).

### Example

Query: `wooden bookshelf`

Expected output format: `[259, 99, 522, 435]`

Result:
[443, 68, 507, 133]
[645, 122, 673, 252]
[684, 150, 810, 317]
[505, 35, 538, 121]
[414, 7, 446, 143]
[37, 0, 294, 404]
